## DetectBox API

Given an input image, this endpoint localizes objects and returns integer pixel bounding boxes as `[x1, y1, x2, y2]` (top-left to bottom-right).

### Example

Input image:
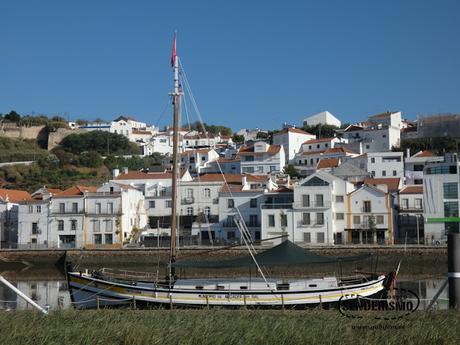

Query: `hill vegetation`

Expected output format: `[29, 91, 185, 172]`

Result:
[0, 137, 48, 163]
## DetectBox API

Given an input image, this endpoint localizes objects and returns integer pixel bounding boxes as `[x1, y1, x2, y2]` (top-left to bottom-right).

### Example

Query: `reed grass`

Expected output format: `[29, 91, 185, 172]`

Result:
[0, 309, 458, 345]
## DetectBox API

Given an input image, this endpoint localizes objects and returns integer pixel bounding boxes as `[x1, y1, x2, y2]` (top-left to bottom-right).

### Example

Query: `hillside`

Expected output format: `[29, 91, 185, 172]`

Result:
[0, 137, 49, 163]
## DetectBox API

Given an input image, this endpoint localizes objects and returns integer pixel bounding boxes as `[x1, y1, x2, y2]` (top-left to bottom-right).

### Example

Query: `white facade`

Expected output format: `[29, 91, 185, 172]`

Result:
[272, 128, 315, 163]
[179, 149, 220, 175]
[143, 132, 173, 156]
[303, 111, 341, 128]
[404, 151, 443, 185]
[423, 155, 460, 244]
[367, 152, 404, 178]
[343, 125, 400, 153]
[261, 171, 353, 245]
[239, 142, 285, 175]
[18, 200, 50, 248]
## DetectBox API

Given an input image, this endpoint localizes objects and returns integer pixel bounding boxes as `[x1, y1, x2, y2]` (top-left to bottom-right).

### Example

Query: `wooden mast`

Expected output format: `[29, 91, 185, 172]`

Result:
[169, 34, 181, 280]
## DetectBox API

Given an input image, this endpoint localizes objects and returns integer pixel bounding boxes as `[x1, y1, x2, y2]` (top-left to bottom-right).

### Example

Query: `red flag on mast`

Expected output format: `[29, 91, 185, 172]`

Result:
[171, 34, 176, 68]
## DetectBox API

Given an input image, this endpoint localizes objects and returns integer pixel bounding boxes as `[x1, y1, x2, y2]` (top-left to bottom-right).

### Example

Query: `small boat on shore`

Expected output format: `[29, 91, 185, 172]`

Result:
[66, 35, 395, 309]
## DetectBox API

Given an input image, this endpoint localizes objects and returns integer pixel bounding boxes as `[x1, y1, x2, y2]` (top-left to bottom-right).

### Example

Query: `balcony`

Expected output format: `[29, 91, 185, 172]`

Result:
[181, 197, 195, 205]
[261, 203, 293, 209]
[297, 221, 324, 228]
[86, 210, 122, 216]
[294, 202, 330, 209]
[52, 209, 83, 215]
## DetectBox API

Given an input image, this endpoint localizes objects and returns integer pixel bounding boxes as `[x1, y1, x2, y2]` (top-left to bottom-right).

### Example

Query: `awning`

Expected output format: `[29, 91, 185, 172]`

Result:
[173, 240, 371, 268]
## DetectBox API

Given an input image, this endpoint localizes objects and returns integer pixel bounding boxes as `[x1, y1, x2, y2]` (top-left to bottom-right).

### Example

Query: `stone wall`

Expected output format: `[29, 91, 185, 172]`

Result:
[0, 125, 45, 140]
[47, 128, 85, 150]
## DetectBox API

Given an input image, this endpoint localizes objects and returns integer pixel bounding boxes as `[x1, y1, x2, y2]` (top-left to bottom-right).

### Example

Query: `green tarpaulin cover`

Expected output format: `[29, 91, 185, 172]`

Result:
[173, 240, 371, 268]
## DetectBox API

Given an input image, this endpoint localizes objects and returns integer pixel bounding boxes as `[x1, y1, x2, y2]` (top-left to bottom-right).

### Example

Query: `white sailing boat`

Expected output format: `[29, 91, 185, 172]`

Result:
[66, 35, 394, 309]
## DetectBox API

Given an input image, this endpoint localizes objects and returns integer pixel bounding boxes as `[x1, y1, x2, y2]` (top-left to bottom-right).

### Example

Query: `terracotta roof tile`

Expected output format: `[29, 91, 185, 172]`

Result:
[58, 186, 98, 196]
[302, 137, 337, 144]
[197, 173, 242, 183]
[273, 128, 314, 136]
[317, 158, 340, 169]
[400, 185, 423, 194]
[115, 171, 172, 180]
[364, 178, 401, 192]
[0, 189, 32, 202]
[239, 144, 281, 155]
[413, 150, 434, 158]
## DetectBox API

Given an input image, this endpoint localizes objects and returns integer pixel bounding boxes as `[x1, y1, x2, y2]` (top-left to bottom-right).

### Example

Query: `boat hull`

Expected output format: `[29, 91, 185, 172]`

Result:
[67, 272, 386, 309]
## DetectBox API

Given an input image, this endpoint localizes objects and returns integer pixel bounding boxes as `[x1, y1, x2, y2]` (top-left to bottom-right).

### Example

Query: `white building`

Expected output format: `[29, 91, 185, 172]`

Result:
[293, 146, 358, 176]
[143, 132, 173, 156]
[239, 142, 285, 175]
[404, 150, 444, 185]
[303, 111, 341, 128]
[272, 127, 315, 163]
[423, 154, 460, 244]
[261, 171, 354, 245]
[18, 199, 50, 249]
[398, 185, 424, 244]
[0, 189, 31, 248]
[346, 185, 395, 245]
[367, 152, 404, 178]
[342, 123, 400, 153]
[179, 149, 220, 175]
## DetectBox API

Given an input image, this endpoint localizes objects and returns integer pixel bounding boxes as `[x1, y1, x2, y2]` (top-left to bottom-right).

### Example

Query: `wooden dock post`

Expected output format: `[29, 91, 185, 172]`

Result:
[96, 295, 100, 310]
[448, 233, 460, 308]
[132, 296, 136, 310]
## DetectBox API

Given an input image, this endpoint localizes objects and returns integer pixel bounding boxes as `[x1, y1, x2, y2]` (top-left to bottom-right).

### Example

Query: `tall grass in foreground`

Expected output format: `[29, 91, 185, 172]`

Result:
[0, 309, 458, 345]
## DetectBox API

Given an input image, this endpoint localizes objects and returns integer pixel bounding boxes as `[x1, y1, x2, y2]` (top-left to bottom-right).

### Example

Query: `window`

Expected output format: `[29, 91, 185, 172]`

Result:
[106, 220, 113, 232]
[444, 183, 458, 199]
[72, 203, 78, 213]
[249, 215, 258, 226]
[336, 213, 344, 220]
[377, 215, 384, 224]
[186, 188, 193, 198]
[413, 165, 424, 171]
[186, 207, 193, 216]
[204, 206, 211, 216]
[165, 200, 172, 208]
[317, 232, 325, 243]
[308, 145, 312, 150]
[371, 171, 375, 177]
[105, 234, 113, 245]
[227, 231, 236, 240]
[149, 200, 156, 209]
[415, 199, 422, 209]
[93, 220, 101, 233]
[108, 202, 114, 214]
[32, 222, 38, 235]
[268, 215, 275, 227]
[426, 165, 457, 175]
[96, 203, 101, 214]
[227, 199, 235, 209]
[94, 234, 102, 245]
[58, 220, 64, 231]
[382, 134, 387, 138]
[303, 232, 311, 243]
[393, 170, 397, 176]
[382, 170, 386, 177]
[28, 205, 33, 213]
[280, 214, 288, 227]
[315, 194, 324, 207]
[444, 201, 459, 218]
[36, 205, 41, 213]
[363, 201, 372, 213]
[302, 213, 310, 225]
[59, 203, 65, 213]
[70, 220, 77, 231]
[414, 179, 423, 185]
[335, 195, 344, 203]
[401, 198, 409, 209]
[353, 216, 361, 224]
[366, 145, 370, 149]
[316, 213, 324, 225]
[302, 195, 310, 207]
[204, 188, 211, 198]
[371, 158, 375, 163]
[250, 198, 257, 208]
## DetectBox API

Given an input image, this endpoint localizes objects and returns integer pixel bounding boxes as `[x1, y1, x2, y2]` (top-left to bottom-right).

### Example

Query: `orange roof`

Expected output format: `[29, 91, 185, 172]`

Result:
[324, 147, 357, 155]
[46, 188, 63, 195]
[115, 171, 172, 180]
[369, 111, 398, 119]
[58, 186, 98, 196]
[0, 189, 32, 203]
[238, 144, 281, 155]
[245, 174, 268, 182]
[300, 150, 326, 156]
[197, 173, 242, 184]
[344, 125, 364, 132]
[400, 185, 423, 194]
[364, 178, 401, 192]
[273, 128, 314, 136]
[181, 148, 212, 156]
[114, 183, 139, 191]
[317, 158, 340, 169]
[217, 157, 240, 163]
[413, 150, 434, 158]
[302, 137, 337, 144]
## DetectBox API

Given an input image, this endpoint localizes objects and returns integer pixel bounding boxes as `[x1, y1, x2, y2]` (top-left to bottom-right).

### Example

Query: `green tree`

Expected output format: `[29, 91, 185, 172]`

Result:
[59, 131, 137, 155]
[283, 164, 299, 178]
[4, 110, 21, 124]
[79, 151, 103, 168]
[232, 134, 244, 143]
[302, 124, 339, 138]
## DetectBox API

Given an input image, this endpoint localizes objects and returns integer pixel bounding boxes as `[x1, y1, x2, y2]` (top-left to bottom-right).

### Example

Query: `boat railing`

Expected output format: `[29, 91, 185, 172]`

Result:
[101, 267, 157, 280]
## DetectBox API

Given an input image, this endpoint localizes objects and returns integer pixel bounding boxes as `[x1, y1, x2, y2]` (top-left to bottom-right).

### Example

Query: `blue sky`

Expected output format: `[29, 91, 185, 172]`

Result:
[1, 0, 459, 130]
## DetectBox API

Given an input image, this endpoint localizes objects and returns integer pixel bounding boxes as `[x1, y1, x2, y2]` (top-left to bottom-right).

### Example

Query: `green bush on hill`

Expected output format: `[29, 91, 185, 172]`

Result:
[59, 131, 140, 155]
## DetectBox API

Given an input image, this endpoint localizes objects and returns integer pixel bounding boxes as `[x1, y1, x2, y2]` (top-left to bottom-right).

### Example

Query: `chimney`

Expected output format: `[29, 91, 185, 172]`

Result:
[112, 168, 120, 179]
[406, 148, 411, 158]
[242, 174, 248, 187]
